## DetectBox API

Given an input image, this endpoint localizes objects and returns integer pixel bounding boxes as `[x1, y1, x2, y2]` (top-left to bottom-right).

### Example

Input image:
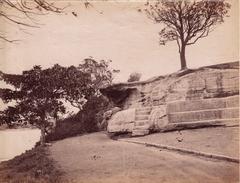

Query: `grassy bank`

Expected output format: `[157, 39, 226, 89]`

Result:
[0, 146, 62, 183]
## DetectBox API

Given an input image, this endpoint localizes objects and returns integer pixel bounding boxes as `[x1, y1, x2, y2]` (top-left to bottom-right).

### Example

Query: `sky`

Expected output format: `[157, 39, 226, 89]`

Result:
[0, 0, 239, 83]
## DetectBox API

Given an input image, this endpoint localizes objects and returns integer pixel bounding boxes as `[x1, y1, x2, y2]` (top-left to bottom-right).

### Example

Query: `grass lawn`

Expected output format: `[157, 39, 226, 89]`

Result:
[0, 145, 62, 183]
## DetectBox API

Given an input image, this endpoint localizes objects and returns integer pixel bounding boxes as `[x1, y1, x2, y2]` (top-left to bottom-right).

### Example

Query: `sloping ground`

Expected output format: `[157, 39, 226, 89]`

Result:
[49, 132, 239, 183]
[0, 146, 62, 183]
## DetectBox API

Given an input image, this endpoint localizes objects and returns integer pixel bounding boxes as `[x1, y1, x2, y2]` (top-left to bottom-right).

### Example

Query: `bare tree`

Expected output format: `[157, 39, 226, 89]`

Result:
[145, 0, 231, 70]
[0, 0, 104, 43]
[0, 0, 65, 42]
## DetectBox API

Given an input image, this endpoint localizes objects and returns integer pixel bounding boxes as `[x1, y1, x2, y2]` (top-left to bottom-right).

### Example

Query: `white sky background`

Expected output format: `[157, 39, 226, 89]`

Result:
[0, 0, 239, 83]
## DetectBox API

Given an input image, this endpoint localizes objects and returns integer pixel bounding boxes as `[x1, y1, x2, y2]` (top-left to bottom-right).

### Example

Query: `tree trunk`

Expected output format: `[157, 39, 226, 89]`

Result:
[180, 45, 187, 70]
[40, 125, 46, 145]
[40, 113, 46, 146]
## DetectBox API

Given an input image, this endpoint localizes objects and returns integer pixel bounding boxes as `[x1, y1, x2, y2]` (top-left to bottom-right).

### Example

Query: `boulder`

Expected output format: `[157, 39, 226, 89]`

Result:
[99, 107, 122, 130]
[107, 108, 135, 133]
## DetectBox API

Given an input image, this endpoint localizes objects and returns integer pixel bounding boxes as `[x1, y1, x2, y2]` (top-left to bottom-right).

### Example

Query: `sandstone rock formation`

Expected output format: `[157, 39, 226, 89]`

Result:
[101, 62, 239, 136]
[107, 108, 135, 133]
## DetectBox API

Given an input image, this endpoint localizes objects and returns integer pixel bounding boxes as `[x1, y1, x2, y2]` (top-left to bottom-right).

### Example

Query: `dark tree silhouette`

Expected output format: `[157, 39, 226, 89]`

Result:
[145, 0, 231, 70]
[0, 58, 118, 145]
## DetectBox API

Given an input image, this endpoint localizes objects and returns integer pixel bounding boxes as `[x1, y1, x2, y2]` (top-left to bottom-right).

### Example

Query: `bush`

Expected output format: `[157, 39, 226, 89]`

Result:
[46, 95, 112, 142]
[127, 72, 142, 82]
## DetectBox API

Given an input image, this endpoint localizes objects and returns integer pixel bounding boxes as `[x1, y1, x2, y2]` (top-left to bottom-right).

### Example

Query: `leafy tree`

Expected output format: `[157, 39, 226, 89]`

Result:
[0, 59, 118, 144]
[46, 94, 112, 142]
[78, 58, 119, 94]
[145, 0, 230, 70]
[127, 72, 142, 82]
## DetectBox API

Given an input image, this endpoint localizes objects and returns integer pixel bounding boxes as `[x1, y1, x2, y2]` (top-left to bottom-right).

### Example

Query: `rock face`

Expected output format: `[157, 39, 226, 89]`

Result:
[99, 107, 121, 130]
[107, 108, 135, 133]
[101, 62, 239, 136]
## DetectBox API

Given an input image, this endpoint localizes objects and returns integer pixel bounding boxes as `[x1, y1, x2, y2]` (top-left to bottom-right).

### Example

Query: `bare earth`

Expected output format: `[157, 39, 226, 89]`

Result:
[50, 132, 239, 183]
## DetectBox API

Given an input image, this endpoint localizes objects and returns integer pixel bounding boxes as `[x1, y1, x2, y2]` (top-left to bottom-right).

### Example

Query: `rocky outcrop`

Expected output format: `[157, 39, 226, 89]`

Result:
[101, 62, 239, 136]
[99, 107, 121, 130]
[107, 108, 135, 133]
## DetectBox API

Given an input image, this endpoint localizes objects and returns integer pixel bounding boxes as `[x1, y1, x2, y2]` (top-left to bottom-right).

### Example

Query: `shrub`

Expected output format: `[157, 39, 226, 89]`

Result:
[127, 72, 142, 82]
[46, 95, 112, 142]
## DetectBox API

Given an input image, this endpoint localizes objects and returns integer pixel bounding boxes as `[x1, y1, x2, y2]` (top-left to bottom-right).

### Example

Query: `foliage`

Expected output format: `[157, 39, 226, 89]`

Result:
[79, 58, 119, 93]
[145, 0, 230, 70]
[46, 95, 113, 142]
[0, 58, 118, 144]
[127, 72, 142, 82]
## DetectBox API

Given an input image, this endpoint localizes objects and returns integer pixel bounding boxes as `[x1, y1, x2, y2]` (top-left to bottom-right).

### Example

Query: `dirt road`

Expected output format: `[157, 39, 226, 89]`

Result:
[50, 132, 239, 183]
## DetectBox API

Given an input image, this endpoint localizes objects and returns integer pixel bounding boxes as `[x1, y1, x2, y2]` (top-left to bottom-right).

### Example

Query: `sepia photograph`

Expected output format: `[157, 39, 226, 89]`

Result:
[0, 0, 239, 182]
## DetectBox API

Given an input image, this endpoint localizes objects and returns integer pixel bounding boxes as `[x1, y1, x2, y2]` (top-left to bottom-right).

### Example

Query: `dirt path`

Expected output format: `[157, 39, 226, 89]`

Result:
[50, 132, 239, 183]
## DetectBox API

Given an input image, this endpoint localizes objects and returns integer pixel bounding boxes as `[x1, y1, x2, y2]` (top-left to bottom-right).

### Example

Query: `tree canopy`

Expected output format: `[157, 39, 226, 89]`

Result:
[145, 0, 231, 70]
[0, 58, 118, 144]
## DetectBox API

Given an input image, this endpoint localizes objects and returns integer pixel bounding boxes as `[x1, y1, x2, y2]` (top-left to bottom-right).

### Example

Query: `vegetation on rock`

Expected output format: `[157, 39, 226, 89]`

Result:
[127, 72, 142, 82]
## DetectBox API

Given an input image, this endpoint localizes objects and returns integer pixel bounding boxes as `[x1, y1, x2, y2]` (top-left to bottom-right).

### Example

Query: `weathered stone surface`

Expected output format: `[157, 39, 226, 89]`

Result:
[111, 107, 122, 115]
[168, 108, 239, 123]
[167, 95, 239, 113]
[135, 114, 149, 120]
[107, 108, 135, 133]
[101, 62, 239, 136]
[132, 129, 149, 136]
[108, 123, 135, 133]
[99, 107, 122, 129]
[134, 120, 149, 126]
[203, 70, 239, 98]
[148, 105, 168, 129]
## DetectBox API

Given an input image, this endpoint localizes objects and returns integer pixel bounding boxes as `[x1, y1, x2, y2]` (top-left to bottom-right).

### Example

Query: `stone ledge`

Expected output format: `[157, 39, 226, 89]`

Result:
[167, 95, 239, 113]
[168, 107, 239, 123]
[161, 118, 239, 132]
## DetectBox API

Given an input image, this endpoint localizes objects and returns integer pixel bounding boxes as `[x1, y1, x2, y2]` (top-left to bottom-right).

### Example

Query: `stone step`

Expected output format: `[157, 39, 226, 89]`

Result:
[135, 110, 151, 115]
[135, 114, 149, 120]
[168, 107, 239, 123]
[132, 129, 149, 137]
[133, 124, 150, 130]
[167, 95, 239, 113]
[134, 120, 149, 126]
[136, 107, 152, 112]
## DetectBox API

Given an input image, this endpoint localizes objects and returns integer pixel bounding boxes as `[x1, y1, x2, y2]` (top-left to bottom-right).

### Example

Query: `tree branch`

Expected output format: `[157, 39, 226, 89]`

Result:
[187, 27, 210, 45]
[0, 34, 20, 43]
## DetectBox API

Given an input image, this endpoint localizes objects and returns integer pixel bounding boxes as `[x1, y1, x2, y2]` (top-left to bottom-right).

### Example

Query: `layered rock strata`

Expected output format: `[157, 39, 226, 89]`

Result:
[101, 62, 239, 136]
